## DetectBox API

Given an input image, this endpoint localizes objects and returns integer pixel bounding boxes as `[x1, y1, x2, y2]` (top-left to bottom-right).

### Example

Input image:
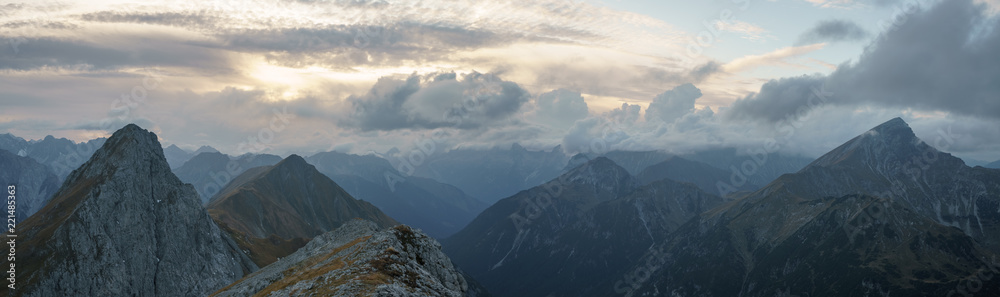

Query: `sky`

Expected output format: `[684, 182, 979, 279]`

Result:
[1, 0, 999, 163]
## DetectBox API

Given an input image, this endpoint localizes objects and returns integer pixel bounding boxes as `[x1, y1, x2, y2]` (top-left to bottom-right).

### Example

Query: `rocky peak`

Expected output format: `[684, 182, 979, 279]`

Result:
[274, 153, 310, 170]
[7, 124, 256, 297]
[562, 157, 637, 196]
[62, 123, 171, 183]
[806, 117, 946, 170]
[194, 145, 220, 154]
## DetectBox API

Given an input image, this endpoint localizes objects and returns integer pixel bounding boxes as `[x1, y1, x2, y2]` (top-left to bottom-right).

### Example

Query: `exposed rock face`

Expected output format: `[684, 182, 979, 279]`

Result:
[207, 154, 399, 267]
[0, 149, 59, 223]
[2, 124, 256, 297]
[213, 220, 472, 297]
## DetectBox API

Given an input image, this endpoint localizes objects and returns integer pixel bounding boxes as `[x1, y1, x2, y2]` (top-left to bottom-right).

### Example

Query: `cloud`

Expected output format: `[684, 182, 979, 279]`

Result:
[343, 72, 530, 131]
[722, 43, 827, 73]
[715, 20, 774, 42]
[606, 102, 642, 125]
[727, 0, 1000, 123]
[796, 19, 870, 45]
[0, 30, 238, 73]
[530, 89, 589, 128]
[645, 83, 703, 124]
[803, 0, 902, 8]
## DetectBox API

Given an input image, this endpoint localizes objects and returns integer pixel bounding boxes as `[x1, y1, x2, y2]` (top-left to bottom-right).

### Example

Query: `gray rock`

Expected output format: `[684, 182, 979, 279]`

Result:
[4, 124, 256, 297]
[214, 220, 471, 297]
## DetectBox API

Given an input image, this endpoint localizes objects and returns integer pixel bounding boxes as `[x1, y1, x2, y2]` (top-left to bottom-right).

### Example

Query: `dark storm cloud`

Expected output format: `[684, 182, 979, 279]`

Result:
[795, 19, 870, 45]
[343, 72, 530, 131]
[727, 0, 1000, 122]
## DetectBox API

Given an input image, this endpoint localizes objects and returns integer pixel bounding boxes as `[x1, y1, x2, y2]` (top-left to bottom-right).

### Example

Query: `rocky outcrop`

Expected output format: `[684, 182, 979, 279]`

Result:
[3, 124, 256, 297]
[213, 220, 472, 297]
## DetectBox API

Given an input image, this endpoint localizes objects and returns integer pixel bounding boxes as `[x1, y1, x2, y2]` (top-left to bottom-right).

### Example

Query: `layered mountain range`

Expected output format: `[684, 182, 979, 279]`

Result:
[444, 157, 728, 296]
[409, 144, 570, 204]
[4, 117, 997, 297]
[174, 151, 283, 204]
[444, 117, 1000, 296]
[0, 133, 107, 180]
[306, 151, 489, 238]
[986, 159, 1000, 169]
[0, 149, 59, 223]
[619, 118, 1000, 296]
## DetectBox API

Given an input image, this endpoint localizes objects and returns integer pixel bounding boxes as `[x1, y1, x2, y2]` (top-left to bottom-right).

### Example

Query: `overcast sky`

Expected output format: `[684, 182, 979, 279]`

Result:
[1, 0, 999, 162]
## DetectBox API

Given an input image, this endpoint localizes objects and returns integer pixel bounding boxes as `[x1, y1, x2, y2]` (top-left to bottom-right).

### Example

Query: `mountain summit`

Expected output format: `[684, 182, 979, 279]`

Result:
[207, 154, 398, 267]
[808, 117, 934, 169]
[4, 124, 256, 297]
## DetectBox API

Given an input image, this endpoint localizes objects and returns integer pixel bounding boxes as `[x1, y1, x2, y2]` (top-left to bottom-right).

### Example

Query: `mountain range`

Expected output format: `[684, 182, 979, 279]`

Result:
[443, 156, 729, 296]
[619, 118, 1000, 296]
[306, 151, 489, 238]
[0, 133, 107, 180]
[443, 117, 1000, 296]
[4, 117, 998, 296]
[0, 149, 59, 223]
[173, 151, 283, 204]
[409, 144, 570, 204]
[987, 159, 1000, 169]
